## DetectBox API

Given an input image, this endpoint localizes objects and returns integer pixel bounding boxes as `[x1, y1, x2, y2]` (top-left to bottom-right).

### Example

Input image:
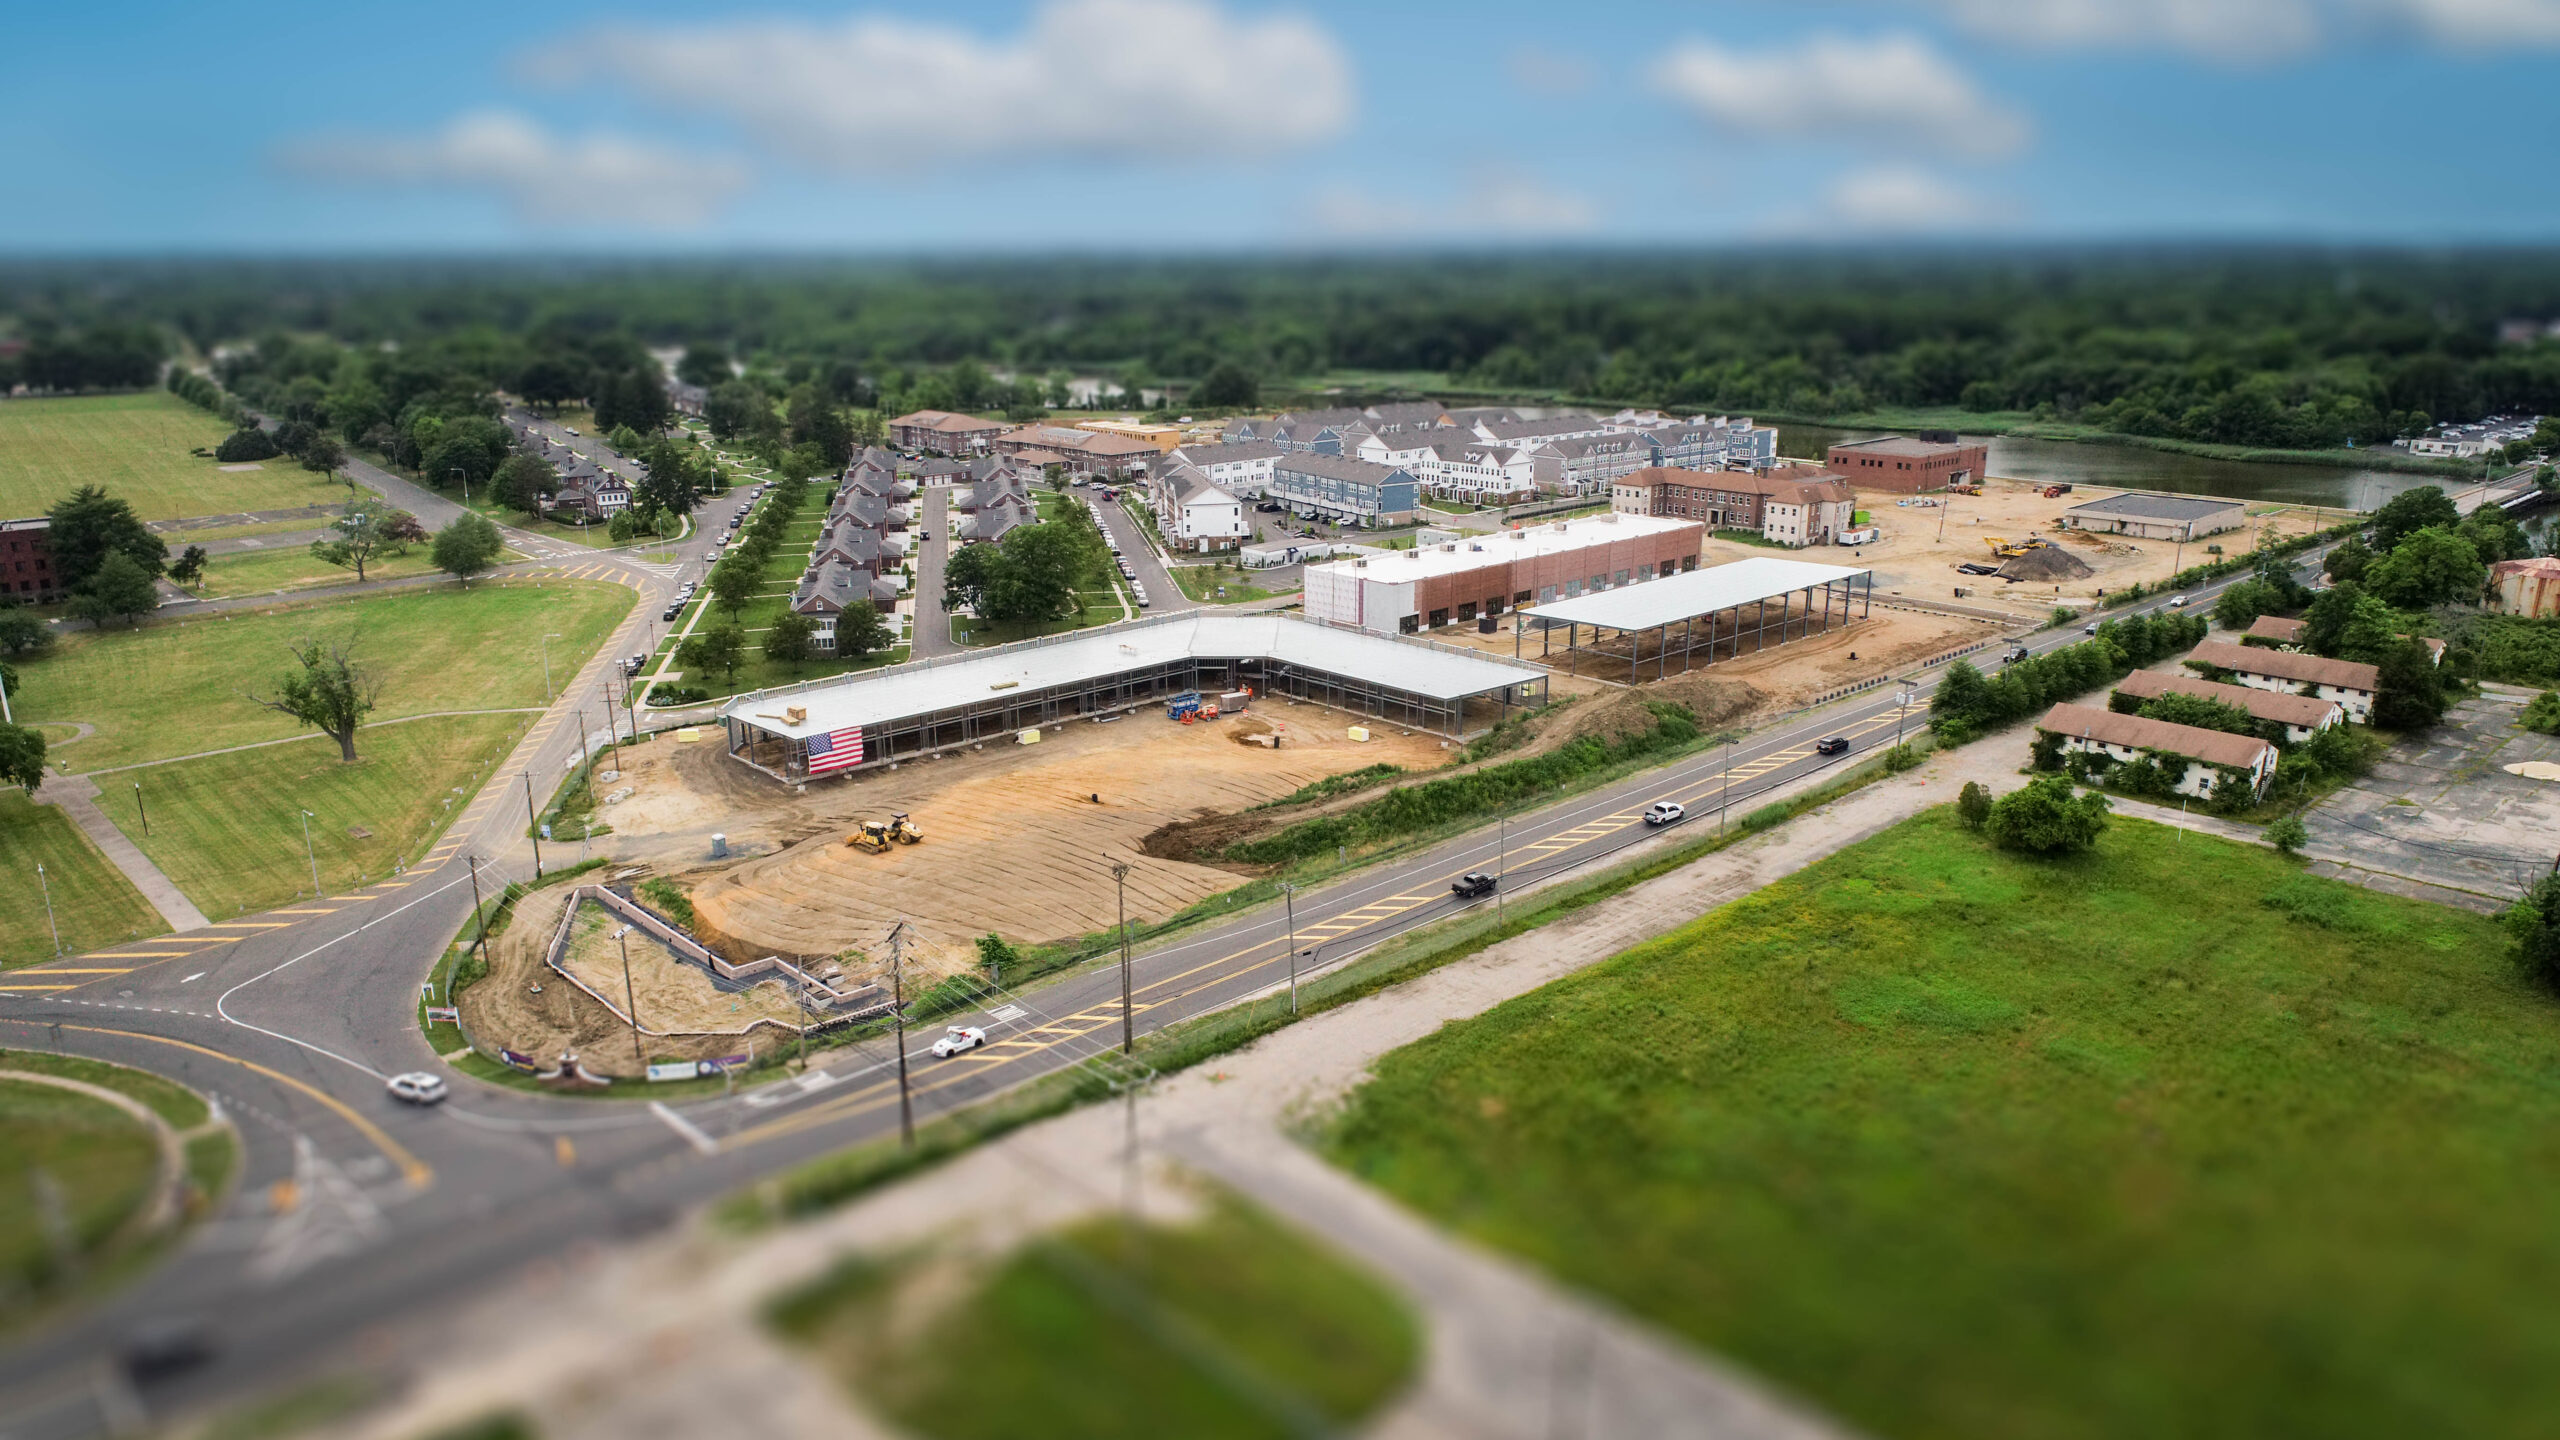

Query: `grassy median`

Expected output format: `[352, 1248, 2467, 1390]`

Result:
[1325, 808, 2556, 1440]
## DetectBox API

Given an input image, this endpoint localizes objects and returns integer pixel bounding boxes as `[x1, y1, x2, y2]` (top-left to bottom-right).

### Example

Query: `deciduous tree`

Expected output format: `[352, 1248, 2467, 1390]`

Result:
[1983, 775, 2110, 855]
[69, 553, 160, 628]
[245, 637, 379, 763]
[0, 721, 44, 793]
[2368, 485, 2458, 551]
[430, 513, 504, 586]
[764, 611, 816, 671]
[309, 497, 417, 582]
[167, 544, 208, 591]
[836, 599, 891, 659]
[679, 623, 746, 686]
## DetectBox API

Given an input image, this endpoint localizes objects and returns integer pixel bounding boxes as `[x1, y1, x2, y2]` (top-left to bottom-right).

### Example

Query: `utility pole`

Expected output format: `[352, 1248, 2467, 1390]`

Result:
[575, 706, 592, 777]
[614, 925, 644, 1072]
[299, 808, 321, 899]
[1896, 687, 1916, 747]
[1497, 809, 1507, 916]
[1282, 881, 1299, 1015]
[523, 772, 544, 877]
[1719, 738, 1733, 829]
[1112, 862, 1134, 1053]
[465, 855, 488, 959]
[889, 921, 916, 1148]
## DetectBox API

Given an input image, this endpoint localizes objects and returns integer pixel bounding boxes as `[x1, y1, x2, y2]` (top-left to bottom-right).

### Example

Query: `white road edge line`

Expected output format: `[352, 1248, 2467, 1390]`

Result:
[214, 871, 478, 1081]
[650, 1100, 720, 1155]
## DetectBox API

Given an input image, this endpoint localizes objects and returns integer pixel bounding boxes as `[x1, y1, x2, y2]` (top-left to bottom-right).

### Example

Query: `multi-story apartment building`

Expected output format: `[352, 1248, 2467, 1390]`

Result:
[1267, 453, 1422, 528]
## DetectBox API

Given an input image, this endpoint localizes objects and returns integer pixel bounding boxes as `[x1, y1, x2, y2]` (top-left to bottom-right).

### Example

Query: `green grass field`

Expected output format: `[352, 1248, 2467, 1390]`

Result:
[109, 713, 526, 917]
[186, 543, 441, 599]
[1325, 809, 2560, 1440]
[0, 393, 340, 522]
[14, 579, 630, 771]
[0, 1074, 162, 1329]
[771, 1192, 1417, 1440]
[1168, 565, 1287, 604]
[0, 792, 163, 968]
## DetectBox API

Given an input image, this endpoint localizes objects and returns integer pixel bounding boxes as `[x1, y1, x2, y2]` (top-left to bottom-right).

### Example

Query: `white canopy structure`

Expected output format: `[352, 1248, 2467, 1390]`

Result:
[1515, 556, 1874, 681]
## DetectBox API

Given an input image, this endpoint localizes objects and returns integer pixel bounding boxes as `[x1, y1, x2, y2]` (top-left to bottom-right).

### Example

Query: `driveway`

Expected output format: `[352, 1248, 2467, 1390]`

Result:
[908, 484, 959, 658]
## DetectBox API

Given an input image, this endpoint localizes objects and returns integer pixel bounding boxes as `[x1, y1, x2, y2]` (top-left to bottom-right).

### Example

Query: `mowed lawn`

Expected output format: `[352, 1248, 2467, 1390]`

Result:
[0, 792, 162, 968]
[1325, 810, 2560, 1440]
[771, 1193, 1417, 1440]
[0, 392, 338, 521]
[14, 579, 630, 771]
[112, 713, 527, 917]
[0, 1077, 162, 1330]
[186, 543, 442, 599]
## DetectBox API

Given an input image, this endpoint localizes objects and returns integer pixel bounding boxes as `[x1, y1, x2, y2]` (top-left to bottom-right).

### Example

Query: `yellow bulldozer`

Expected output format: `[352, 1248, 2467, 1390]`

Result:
[847, 820, 893, 853]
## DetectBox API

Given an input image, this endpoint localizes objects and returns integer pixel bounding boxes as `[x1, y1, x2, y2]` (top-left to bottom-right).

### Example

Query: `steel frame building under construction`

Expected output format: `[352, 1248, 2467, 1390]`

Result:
[716, 613, 1550, 783]
[1514, 556, 1875, 682]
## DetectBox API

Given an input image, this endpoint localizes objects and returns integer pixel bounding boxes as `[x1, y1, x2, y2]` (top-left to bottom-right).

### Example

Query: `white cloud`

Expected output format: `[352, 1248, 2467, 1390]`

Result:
[547, 0, 1353, 171]
[1310, 177, 1600, 240]
[1817, 165, 2011, 231]
[1651, 32, 2029, 158]
[1920, 0, 2560, 57]
[281, 111, 750, 228]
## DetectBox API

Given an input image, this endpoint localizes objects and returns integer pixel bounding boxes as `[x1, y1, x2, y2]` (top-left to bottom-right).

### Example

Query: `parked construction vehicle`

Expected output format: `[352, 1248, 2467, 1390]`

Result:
[888, 812, 923, 845]
[2040, 483, 2075, 498]
[847, 820, 894, 853]
[1982, 535, 2052, 559]
[1166, 690, 1221, 723]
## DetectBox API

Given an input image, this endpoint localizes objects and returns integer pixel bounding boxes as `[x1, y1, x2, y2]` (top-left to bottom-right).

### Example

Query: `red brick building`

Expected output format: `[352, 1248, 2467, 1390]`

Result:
[887, 410, 1006, 455]
[1824, 435, 1988, 493]
[1304, 514, 1705, 634]
[1608, 466, 1857, 547]
[1, 518, 63, 602]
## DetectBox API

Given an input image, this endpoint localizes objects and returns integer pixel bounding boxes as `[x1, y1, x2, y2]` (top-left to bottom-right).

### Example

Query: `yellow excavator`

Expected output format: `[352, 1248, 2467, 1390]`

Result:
[888, 812, 923, 845]
[1982, 535, 2050, 559]
[847, 820, 893, 853]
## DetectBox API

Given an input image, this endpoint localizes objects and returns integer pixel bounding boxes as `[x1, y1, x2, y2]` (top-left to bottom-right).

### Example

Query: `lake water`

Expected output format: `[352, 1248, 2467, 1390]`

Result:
[1780, 423, 2432, 512]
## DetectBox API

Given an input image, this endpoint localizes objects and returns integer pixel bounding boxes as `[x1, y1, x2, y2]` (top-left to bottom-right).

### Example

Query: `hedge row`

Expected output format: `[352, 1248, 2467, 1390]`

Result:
[1931, 611, 2210, 743]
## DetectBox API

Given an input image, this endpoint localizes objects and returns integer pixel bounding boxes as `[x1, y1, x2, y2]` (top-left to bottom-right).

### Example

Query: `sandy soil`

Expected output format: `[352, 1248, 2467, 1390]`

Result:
[457, 886, 793, 1077]
[1846, 477, 2332, 620]
[553, 899, 811, 1035]
[605, 704, 1456, 975]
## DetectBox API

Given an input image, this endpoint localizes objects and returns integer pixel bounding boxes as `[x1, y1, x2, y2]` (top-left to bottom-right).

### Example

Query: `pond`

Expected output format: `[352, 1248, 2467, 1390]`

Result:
[1779, 423, 2438, 511]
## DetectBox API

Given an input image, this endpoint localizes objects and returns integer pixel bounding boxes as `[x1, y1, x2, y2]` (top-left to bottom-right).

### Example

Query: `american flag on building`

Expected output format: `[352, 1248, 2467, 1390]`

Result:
[805, 725, 865, 775]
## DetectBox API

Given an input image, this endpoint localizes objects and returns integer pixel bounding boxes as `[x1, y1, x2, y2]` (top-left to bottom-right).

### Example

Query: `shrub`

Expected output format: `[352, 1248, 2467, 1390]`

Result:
[2266, 815, 2309, 855]
[2522, 691, 2560, 736]
[2507, 875, 2560, 989]
[637, 878, 697, 930]
[1881, 742, 1924, 773]
[1956, 781, 1991, 827]
[1983, 775, 2110, 855]
[646, 684, 710, 706]
[215, 426, 280, 462]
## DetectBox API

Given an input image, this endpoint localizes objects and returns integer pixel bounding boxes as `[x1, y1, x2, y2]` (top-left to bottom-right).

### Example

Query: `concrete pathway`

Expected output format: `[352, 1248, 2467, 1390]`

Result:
[32, 773, 210, 933]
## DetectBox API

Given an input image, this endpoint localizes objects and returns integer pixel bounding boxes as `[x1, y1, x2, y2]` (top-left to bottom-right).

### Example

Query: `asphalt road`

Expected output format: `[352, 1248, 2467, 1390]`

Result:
[0, 543, 2324, 1436]
[1085, 485, 1197, 614]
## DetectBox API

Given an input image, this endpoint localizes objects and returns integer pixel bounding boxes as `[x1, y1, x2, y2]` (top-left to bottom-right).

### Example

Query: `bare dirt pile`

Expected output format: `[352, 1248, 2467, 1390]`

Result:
[1998, 544, 2097, 583]
[552, 898, 809, 1034]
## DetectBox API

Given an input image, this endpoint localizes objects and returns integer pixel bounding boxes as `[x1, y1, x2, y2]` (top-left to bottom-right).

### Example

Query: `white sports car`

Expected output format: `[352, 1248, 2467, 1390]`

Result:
[930, 1025, 987, 1059]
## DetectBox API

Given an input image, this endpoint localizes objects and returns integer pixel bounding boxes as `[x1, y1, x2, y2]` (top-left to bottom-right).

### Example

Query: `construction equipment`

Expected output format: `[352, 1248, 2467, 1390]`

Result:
[1948, 482, 1983, 496]
[2041, 483, 2075, 497]
[847, 820, 893, 853]
[888, 812, 923, 845]
[1166, 690, 1203, 721]
[1982, 535, 2052, 559]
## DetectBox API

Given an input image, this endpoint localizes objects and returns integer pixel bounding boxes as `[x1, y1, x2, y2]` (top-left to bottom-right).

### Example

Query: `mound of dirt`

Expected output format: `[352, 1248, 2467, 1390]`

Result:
[1998, 544, 2096, 582]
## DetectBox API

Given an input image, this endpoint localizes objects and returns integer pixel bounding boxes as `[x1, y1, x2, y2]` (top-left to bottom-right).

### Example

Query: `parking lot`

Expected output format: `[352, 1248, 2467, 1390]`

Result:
[2300, 686, 2560, 911]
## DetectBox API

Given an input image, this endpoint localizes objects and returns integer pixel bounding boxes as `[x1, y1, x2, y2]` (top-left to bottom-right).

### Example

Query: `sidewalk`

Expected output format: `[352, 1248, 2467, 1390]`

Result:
[33, 774, 209, 933]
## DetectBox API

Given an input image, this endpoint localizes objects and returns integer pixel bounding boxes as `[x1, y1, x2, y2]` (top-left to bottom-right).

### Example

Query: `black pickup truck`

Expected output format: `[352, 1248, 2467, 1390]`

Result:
[1451, 872, 1498, 900]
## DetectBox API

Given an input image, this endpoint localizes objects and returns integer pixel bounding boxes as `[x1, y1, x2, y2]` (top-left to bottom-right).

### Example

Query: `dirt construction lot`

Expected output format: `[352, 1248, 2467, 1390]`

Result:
[1844, 477, 2334, 621]
[596, 705, 1457, 976]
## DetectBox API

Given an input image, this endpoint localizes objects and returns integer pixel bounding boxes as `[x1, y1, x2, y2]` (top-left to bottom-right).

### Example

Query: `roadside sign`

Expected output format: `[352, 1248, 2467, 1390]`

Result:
[423, 1006, 460, 1023]
[647, 1061, 699, 1082]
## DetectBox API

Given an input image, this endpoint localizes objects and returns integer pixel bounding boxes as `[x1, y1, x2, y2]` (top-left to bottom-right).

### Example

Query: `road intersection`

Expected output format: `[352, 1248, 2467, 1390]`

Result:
[0, 534, 2319, 1436]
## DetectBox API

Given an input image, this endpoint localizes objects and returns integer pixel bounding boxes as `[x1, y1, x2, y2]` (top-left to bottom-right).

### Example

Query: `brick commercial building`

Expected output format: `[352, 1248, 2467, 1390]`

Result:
[1825, 434, 1989, 493]
[0, 517, 64, 602]
[1303, 513, 1704, 635]
[1609, 466, 1857, 547]
[992, 424, 1158, 480]
[888, 410, 1007, 455]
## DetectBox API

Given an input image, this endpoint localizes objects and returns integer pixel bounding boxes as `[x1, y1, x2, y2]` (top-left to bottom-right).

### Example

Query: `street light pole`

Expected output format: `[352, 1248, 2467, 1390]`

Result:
[1282, 881, 1299, 1015]
[299, 808, 320, 898]
[1112, 861, 1134, 1053]
[133, 782, 148, 838]
[541, 633, 561, 703]
[37, 862, 60, 956]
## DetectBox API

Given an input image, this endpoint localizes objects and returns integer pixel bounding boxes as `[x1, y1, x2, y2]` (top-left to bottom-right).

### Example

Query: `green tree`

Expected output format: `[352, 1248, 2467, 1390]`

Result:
[44, 485, 167, 590]
[299, 432, 348, 487]
[0, 607, 58, 658]
[430, 512, 505, 586]
[2364, 526, 2485, 608]
[848, 409, 886, 450]
[836, 599, 891, 659]
[2456, 508, 2532, 564]
[244, 636, 378, 763]
[309, 497, 417, 583]
[2265, 814, 2309, 855]
[1956, 780, 1992, 827]
[1195, 361, 1260, 408]
[976, 932, 1021, 982]
[2213, 578, 2280, 631]
[215, 426, 279, 462]
[676, 344, 733, 387]
[1983, 775, 2110, 855]
[764, 611, 816, 671]
[2368, 485, 2459, 551]
[704, 380, 766, 443]
[2138, 692, 2257, 735]
[69, 552, 160, 628]
[2322, 533, 2374, 586]
[2505, 874, 2560, 990]
[0, 721, 44, 793]
[423, 433, 497, 491]
[492, 452, 556, 518]
[2373, 637, 2452, 731]
[708, 556, 758, 618]
[515, 357, 587, 411]
[2300, 582, 2399, 662]
[167, 544, 208, 591]
[680, 623, 746, 686]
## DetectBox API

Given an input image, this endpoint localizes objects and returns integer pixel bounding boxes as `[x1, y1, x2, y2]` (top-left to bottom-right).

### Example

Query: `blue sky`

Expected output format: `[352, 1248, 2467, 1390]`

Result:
[12, 0, 2560, 250]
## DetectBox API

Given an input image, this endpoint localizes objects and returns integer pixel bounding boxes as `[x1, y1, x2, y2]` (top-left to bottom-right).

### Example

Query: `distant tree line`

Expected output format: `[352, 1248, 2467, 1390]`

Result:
[0, 320, 163, 392]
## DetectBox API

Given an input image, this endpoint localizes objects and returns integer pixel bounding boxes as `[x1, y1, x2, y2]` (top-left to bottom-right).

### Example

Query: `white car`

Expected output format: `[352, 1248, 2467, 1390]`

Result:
[1644, 801, 1686, 826]
[387, 1072, 447, 1105]
[930, 1025, 986, 1058]
[2168, 594, 2189, 607]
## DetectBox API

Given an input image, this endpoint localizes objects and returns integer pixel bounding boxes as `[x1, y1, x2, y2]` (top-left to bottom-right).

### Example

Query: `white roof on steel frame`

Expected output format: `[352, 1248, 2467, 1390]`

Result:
[1520, 556, 1872, 633]
[719, 614, 1546, 742]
